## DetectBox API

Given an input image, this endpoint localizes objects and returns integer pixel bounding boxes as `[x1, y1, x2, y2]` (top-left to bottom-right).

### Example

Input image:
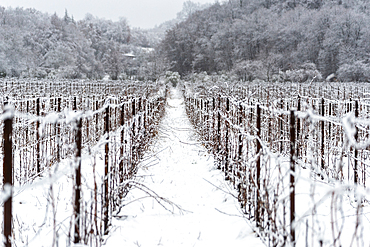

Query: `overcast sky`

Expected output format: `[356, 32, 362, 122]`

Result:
[1, 0, 215, 29]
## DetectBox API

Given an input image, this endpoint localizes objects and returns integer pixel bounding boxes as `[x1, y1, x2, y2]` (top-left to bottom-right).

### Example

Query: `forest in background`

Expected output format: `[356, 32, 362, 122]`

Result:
[161, 0, 370, 82]
[2, 0, 370, 82]
[0, 1, 208, 81]
[0, 7, 165, 80]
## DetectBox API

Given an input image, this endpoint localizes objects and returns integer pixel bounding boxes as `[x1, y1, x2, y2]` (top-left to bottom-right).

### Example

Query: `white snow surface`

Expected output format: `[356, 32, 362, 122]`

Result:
[105, 87, 265, 247]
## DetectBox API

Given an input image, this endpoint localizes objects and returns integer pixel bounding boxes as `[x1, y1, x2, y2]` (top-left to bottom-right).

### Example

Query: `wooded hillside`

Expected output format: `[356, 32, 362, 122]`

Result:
[160, 0, 370, 82]
[0, 7, 161, 80]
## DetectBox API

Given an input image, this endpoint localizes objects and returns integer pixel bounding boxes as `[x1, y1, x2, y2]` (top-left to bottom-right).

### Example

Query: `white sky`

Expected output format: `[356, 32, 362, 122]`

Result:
[0, 0, 215, 29]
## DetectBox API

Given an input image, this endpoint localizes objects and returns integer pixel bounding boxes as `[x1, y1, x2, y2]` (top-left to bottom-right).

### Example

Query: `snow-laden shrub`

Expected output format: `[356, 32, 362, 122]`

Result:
[232, 60, 267, 81]
[22, 68, 48, 79]
[118, 72, 128, 80]
[0, 70, 6, 78]
[165, 71, 181, 87]
[9, 68, 21, 78]
[56, 66, 80, 79]
[216, 72, 238, 84]
[277, 63, 322, 82]
[46, 69, 58, 79]
[271, 73, 282, 82]
[190, 71, 211, 84]
[337, 61, 370, 82]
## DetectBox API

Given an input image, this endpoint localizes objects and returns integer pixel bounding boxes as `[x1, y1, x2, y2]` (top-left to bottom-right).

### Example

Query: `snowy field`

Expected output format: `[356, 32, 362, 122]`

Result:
[3, 85, 265, 247]
[3, 81, 370, 247]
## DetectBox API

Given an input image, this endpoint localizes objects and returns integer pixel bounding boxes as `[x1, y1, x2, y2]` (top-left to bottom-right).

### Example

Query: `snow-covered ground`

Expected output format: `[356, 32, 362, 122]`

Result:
[8, 84, 370, 246]
[105, 87, 265, 246]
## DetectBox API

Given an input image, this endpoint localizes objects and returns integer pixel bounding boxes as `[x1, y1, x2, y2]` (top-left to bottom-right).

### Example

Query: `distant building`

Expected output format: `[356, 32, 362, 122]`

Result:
[326, 73, 338, 82]
[123, 53, 136, 59]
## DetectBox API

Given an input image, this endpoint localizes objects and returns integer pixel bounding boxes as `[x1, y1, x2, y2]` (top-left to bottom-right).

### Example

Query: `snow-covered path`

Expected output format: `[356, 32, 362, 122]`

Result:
[106, 87, 265, 247]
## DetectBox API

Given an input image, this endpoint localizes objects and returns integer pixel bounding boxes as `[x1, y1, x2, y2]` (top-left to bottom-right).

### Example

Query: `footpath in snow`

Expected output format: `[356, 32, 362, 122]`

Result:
[106, 87, 265, 247]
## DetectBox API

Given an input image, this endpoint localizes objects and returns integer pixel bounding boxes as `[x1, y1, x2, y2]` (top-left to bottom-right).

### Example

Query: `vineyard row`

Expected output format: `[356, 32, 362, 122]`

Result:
[0, 80, 167, 246]
[184, 81, 370, 247]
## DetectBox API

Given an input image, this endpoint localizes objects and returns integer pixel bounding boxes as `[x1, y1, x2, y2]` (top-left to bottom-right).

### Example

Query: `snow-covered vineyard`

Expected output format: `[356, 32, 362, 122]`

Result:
[1, 78, 370, 247]
[0, 79, 167, 246]
[184, 78, 370, 246]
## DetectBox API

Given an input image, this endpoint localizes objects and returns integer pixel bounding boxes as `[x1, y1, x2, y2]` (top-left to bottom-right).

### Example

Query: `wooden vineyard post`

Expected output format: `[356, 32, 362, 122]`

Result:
[3, 104, 13, 247]
[290, 110, 296, 246]
[104, 106, 109, 234]
[138, 97, 142, 126]
[86, 99, 90, 144]
[132, 98, 136, 164]
[202, 99, 206, 136]
[199, 99, 202, 131]
[25, 101, 30, 174]
[36, 98, 40, 174]
[297, 96, 301, 158]
[194, 98, 197, 127]
[256, 104, 261, 228]
[57, 98, 61, 162]
[225, 98, 230, 180]
[212, 98, 216, 151]
[138, 98, 142, 157]
[142, 98, 147, 139]
[73, 96, 77, 111]
[237, 104, 243, 184]
[354, 100, 359, 184]
[279, 99, 284, 153]
[95, 100, 99, 142]
[205, 100, 209, 143]
[120, 102, 125, 189]
[211, 98, 215, 148]
[74, 118, 82, 243]
[320, 98, 325, 173]
[216, 96, 221, 169]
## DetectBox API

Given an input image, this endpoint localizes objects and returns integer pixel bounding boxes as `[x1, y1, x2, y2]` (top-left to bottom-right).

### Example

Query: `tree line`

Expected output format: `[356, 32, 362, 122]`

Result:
[0, 7, 163, 80]
[160, 0, 370, 82]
